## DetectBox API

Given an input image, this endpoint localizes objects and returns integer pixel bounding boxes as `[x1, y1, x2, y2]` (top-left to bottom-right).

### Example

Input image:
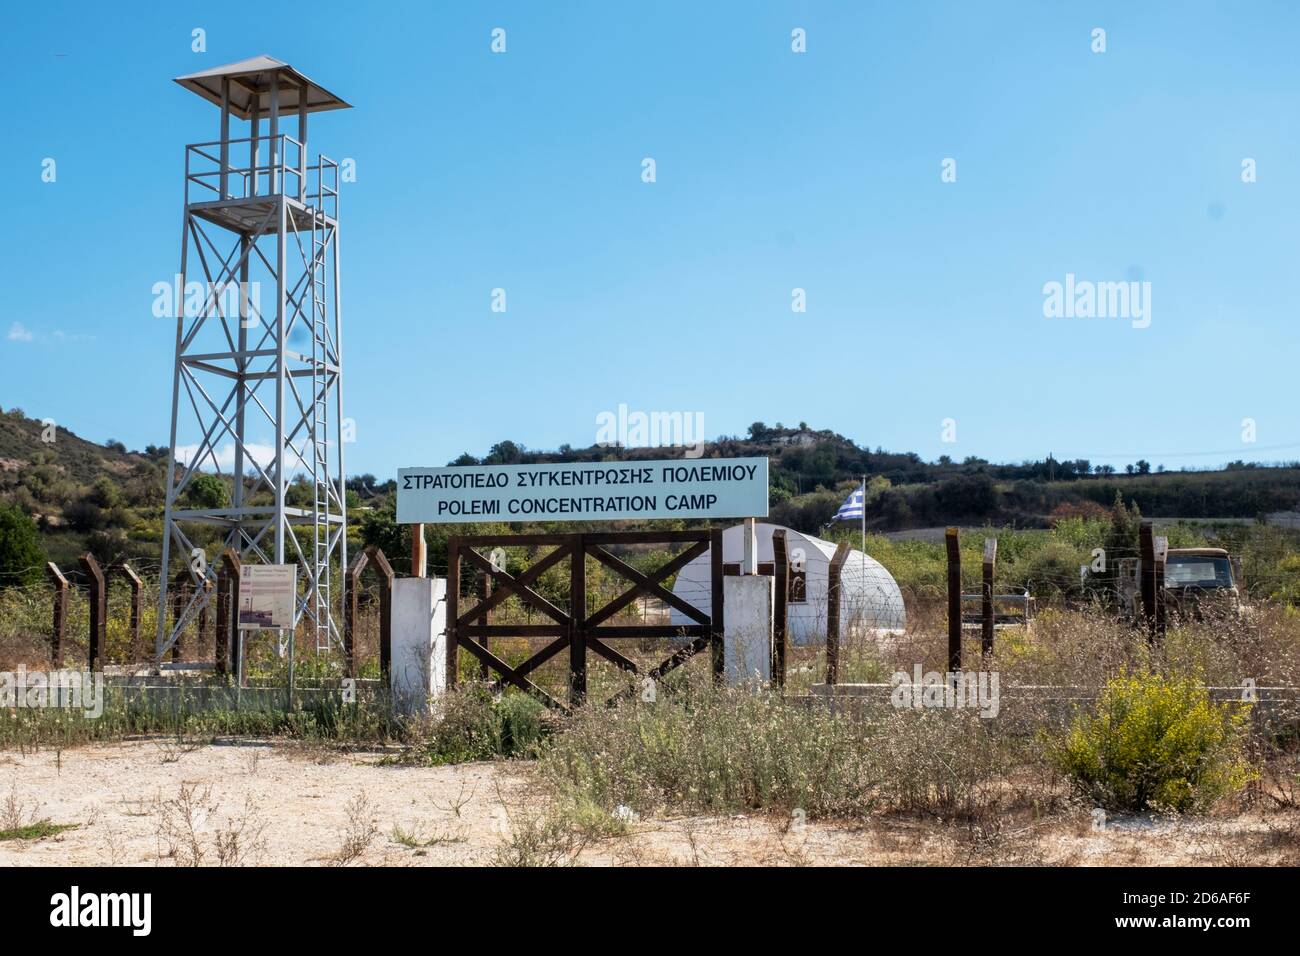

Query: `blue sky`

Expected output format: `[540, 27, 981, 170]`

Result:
[1, 1, 1297, 478]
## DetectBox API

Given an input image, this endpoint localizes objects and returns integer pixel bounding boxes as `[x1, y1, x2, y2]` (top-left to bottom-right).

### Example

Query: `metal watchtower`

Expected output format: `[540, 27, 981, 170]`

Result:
[156, 55, 350, 665]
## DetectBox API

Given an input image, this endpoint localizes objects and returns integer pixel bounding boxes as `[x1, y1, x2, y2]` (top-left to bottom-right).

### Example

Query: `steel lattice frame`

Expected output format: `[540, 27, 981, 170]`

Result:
[156, 139, 346, 665]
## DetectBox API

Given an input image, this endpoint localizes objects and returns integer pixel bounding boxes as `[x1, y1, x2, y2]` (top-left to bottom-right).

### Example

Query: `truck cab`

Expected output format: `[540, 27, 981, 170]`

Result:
[1116, 548, 1244, 621]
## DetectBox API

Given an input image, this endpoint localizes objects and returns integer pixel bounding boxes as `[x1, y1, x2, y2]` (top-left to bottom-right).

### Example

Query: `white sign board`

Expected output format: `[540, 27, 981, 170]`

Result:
[397, 457, 769, 524]
[238, 564, 297, 630]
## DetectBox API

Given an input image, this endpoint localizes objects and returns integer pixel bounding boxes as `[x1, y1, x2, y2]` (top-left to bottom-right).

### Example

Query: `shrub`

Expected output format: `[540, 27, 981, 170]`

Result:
[872, 708, 1014, 818]
[185, 474, 229, 510]
[0, 504, 46, 589]
[540, 688, 879, 818]
[1050, 671, 1253, 813]
[408, 687, 551, 764]
[539, 686, 1013, 820]
[1017, 540, 1085, 598]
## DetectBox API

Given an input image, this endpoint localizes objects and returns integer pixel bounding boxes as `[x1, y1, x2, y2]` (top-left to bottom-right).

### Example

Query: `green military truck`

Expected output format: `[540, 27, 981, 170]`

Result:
[1116, 547, 1246, 621]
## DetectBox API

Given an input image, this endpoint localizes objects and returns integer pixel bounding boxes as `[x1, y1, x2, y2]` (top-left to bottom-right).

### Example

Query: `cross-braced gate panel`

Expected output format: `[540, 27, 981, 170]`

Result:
[447, 530, 724, 710]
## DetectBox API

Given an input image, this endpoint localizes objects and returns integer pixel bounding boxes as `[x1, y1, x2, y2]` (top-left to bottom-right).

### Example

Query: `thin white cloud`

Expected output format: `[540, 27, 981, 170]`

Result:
[174, 441, 278, 471]
[173, 441, 310, 477]
[4, 323, 93, 344]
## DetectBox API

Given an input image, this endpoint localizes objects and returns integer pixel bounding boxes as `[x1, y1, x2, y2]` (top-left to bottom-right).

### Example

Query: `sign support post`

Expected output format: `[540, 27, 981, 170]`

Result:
[742, 517, 758, 575]
[412, 524, 426, 578]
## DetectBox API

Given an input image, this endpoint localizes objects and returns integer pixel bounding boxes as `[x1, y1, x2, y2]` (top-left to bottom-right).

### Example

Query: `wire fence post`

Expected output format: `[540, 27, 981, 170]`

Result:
[198, 579, 212, 656]
[119, 563, 144, 663]
[945, 528, 962, 672]
[710, 527, 725, 684]
[344, 550, 367, 679]
[1140, 521, 1157, 643]
[825, 541, 850, 686]
[982, 537, 997, 658]
[46, 562, 68, 668]
[365, 546, 395, 686]
[229, 557, 245, 686]
[1154, 533, 1168, 643]
[79, 554, 106, 671]
[772, 528, 789, 689]
[171, 569, 190, 662]
[215, 548, 240, 679]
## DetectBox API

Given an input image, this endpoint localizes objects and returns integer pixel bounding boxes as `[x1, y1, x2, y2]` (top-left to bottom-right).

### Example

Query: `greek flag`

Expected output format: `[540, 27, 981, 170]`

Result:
[830, 481, 866, 522]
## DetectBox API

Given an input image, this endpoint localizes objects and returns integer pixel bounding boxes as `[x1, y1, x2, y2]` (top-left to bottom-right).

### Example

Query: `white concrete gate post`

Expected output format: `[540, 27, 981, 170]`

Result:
[391, 576, 448, 716]
[723, 574, 774, 686]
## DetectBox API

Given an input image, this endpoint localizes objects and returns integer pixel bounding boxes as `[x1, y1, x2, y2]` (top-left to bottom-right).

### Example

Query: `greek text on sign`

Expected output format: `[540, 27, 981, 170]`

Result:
[397, 458, 769, 524]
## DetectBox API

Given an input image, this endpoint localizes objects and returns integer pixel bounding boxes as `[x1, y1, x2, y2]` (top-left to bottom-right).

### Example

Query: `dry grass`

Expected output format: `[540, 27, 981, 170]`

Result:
[330, 791, 378, 866]
[153, 782, 267, 866]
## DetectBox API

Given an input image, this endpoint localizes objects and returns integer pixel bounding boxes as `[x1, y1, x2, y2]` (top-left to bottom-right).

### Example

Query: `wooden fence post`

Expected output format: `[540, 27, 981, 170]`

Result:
[709, 527, 725, 684]
[344, 550, 368, 679]
[1139, 521, 1157, 642]
[171, 569, 191, 662]
[982, 537, 997, 658]
[569, 534, 586, 706]
[197, 579, 212, 654]
[825, 540, 850, 686]
[46, 562, 68, 668]
[476, 568, 493, 680]
[215, 557, 229, 677]
[79, 554, 106, 671]
[446, 540, 459, 688]
[365, 546, 395, 685]
[228, 553, 244, 684]
[215, 548, 240, 679]
[1153, 533, 1167, 642]
[771, 528, 789, 689]
[945, 528, 962, 672]
[119, 563, 144, 663]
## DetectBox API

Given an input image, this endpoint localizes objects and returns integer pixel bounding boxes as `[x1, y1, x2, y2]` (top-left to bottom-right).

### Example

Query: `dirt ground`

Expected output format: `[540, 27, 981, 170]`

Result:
[1, 740, 1296, 867]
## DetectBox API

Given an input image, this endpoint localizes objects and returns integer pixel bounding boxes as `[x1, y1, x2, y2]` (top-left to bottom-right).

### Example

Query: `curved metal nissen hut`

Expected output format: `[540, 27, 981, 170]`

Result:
[669, 522, 906, 644]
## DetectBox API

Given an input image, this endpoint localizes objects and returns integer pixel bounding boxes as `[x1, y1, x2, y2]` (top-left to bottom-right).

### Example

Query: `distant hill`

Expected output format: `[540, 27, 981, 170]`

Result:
[0, 407, 153, 487]
[0, 406, 168, 566]
[4, 406, 1300, 571]
[372, 422, 1300, 533]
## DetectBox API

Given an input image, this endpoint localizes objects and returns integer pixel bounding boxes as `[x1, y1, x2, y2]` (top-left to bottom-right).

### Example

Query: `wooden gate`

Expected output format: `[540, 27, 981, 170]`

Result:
[446, 529, 724, 711]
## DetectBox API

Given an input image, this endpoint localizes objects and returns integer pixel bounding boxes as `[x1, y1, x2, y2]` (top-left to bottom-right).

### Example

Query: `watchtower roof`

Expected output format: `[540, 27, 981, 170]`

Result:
[174, 55, 351, 120]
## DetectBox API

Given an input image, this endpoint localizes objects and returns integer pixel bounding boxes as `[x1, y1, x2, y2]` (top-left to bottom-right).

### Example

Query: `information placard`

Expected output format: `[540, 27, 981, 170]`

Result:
[238, 564, 297, 630]
[397, 458, 769, 524]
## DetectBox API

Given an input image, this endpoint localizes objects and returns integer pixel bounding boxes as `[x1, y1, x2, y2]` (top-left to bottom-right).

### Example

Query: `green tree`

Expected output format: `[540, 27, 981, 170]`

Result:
[1092, 490, 1142, 603]
[186, 474, 229, 509]
[359, 503, 406, 565]
[0, 503, 46, 588]
[90, 475, 124, 510]
[285, 476, 314, 508]
[483, 441, 524, 465]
